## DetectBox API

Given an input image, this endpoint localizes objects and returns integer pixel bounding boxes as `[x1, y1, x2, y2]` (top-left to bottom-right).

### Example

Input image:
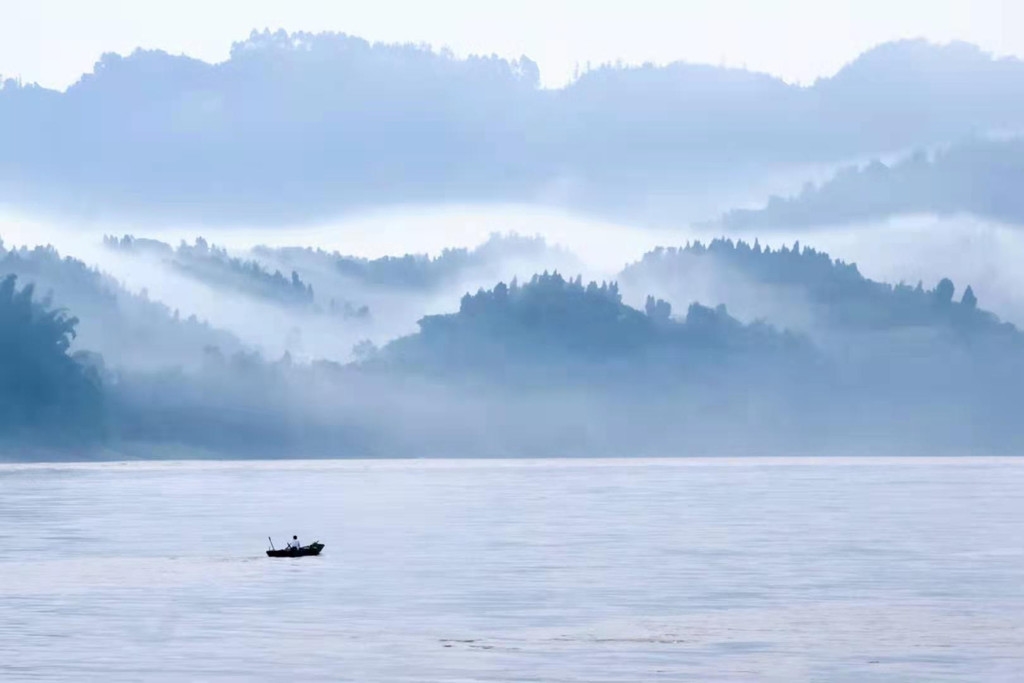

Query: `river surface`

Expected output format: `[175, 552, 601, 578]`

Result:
[1, 457, 1022, 682]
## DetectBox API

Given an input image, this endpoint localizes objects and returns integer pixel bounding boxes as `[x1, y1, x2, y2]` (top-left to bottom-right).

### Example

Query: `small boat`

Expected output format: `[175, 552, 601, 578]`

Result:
[266, 540, 324, 558]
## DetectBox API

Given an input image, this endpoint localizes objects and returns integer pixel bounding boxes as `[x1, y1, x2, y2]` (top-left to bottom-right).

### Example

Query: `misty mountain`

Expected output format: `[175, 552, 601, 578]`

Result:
[257, 233, 565, 292]
[5, 252, 1024, 458]
[3, 32, 1023, 222]
[619, 238, 1008, 340]
[107, 235, 370, 319]
[373, 271, 1024, 455]
[102, 233, 576, 364]
[715, 137, 1024, 229]
[0, 240, 242, 369]
[377, 271, 808, 383]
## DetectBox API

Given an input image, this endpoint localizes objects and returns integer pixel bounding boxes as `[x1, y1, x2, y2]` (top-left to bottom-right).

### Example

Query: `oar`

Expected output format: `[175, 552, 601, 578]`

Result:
[268, 536, 275, 551]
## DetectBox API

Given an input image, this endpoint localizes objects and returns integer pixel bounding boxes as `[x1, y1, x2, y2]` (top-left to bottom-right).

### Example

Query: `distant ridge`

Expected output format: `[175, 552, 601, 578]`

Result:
[2, 33, 1023, 223]
[712, 136, 1024, 229]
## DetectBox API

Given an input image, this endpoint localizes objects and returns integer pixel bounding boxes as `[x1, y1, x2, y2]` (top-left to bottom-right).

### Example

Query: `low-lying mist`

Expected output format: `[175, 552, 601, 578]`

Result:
[7, 204, 1024, 347]
[619, 213, 1024, 334]
[4, 201, 1024, 460]
[0, 203, 677, 362]
[753, 214, 1024, 328]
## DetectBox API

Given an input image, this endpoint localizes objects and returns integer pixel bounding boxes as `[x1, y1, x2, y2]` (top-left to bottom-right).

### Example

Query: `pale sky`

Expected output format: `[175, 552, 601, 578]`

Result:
[2, 0, 1023, 89]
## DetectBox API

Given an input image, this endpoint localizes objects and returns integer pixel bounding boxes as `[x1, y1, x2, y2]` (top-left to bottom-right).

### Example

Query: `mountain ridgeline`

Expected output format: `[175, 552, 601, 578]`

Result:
[0, 240, 241, 369]
[715, 137, 1024, 229]
[6, 27, 1024, 458]
[105, 235, 370, 319]
[3, 33, 1024, 222]
[379, 272, 806, 382]
[253, 233, 560, 292]
[4, 233, 1024, 458]
[619, 238, 1004, 338]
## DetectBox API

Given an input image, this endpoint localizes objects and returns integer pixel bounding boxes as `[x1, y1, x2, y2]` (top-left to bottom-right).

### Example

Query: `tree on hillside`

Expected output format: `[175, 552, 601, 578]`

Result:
[934, 278, 955, 305]
[0, 275, 105, 444]
[962, 285, 978, 309]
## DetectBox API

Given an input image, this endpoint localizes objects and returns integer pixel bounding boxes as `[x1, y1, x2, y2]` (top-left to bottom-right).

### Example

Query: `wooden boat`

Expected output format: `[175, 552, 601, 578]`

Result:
[266, 541, 324, 558]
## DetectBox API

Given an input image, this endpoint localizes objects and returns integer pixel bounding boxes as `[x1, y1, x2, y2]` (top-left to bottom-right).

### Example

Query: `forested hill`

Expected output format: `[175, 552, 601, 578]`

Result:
[106, 235, 370, 319]
[714, 138, 1024, 229]
[0, 275, 105, 447]
[5, 245, 1024, 458]
[254, 233, 565, 292]
[620, 238, 1011, 339]
[379, 271, 811, 380]
[107, 235, 313, 305]
[3, 34, 1023, 222]
[0, 241, 241, 369]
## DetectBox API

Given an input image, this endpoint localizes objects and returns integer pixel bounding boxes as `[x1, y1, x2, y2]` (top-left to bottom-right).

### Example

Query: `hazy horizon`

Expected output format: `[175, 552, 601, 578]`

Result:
[4, 0, 1023, 91]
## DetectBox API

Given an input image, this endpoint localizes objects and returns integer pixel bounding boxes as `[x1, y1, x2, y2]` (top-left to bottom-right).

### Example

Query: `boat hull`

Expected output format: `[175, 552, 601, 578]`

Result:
[267, 542, 324, 557]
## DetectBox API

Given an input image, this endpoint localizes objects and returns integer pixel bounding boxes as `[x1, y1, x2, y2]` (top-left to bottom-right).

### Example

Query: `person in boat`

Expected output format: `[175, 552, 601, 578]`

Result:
[287, 535, 300, 550]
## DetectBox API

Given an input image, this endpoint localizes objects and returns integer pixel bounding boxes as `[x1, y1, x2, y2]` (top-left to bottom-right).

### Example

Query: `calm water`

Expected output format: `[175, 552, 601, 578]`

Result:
[1, 458, 1022, 682]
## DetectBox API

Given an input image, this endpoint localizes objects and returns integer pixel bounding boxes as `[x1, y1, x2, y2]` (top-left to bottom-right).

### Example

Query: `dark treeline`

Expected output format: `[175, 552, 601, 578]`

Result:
[375, 271, 1024, 455]
[0, 292, 368, 456]
[5, 241, 1024, 458]
[716, 137, 1024, 229]
[620, 238, 1007, 337]
[3, 34, 1023, 222]
[1, 240, 240, 369]
[379, 272, 806, 380]
[0, 270, 814, 457]
[335, 233, 554, 290]
[0, 275, 104, 447]
[255, 233, 558, 291]
[107, 235, 313, 305]
[107, 235, 370, 319]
